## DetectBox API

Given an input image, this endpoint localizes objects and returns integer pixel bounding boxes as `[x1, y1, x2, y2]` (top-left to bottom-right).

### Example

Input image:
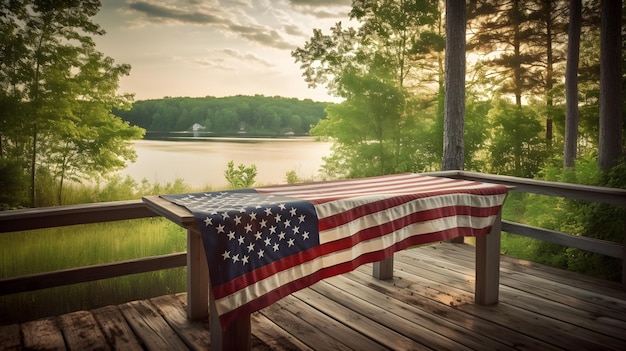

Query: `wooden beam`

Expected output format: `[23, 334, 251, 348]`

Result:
[0, 253, 186, 295]
[475, 211, 502, 305]
[373, 255, 394, 280]
[426, 170, 626, 206]
[210, 291, 251, 351]
[0, 200, 157, 233]
[502, 221, 623, 259]
[187, 228, 210, 320]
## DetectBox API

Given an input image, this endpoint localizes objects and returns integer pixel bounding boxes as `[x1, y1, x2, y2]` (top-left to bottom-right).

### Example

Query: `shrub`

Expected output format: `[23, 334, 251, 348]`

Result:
[224, 161, 257, 189]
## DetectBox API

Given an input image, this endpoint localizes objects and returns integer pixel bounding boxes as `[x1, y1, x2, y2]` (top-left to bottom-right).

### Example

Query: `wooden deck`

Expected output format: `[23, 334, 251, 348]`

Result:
[2, 242, 625, 351]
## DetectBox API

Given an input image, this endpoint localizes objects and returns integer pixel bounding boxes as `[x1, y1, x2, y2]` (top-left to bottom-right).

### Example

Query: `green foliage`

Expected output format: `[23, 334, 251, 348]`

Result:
[560, 160, 626, 280]
[285, 169, 303, 184]
[224, 161, 257, 189]
[0, 0, 144, 207]
[504, 156, 626, 281]
[26, 174, 193, 207]
[0, 218, 187, 324]
[293, 0, 444, 178]
[488, 100, 549, 178]
[114, 95, 329, 135]
[0, 159, 28, 209]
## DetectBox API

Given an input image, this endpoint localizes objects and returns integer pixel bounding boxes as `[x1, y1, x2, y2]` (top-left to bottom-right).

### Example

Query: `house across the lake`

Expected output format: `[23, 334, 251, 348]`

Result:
[192, 123, 205, 131]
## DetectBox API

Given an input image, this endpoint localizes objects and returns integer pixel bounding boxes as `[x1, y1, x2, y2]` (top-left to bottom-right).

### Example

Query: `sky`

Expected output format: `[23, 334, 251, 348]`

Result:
[93, 0, 353, 102]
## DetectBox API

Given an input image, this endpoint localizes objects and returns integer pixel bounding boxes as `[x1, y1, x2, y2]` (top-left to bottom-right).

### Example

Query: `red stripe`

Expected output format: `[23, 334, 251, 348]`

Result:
[318, 205, 501, 255]
[217, 225, 493, 329]
[318, 194, 502, 231]
[212, 244, 323, 299]
[212, 204, 500, 298]
[257, 174, 468, 200]
[261, 176, 505, 204]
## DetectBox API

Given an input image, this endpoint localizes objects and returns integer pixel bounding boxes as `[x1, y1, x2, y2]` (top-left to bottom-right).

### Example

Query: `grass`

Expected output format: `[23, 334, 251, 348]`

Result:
[0, 171, 312, 324]
[0, 217, 188, 324]
[0, 190, 543, 325]
[3, 171, 611, 324]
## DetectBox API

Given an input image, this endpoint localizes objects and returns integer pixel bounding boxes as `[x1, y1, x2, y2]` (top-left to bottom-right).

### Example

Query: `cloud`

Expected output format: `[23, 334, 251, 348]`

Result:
[288, 0, 351, 6]
[126, 0, 296, 50]
[283, 24, 305, 37]
[189, 49, 275, 71]
[219, 49, 274, 67]
[229, 24, 295, 50]
[127, 1, 228, 25]
[286, 0, 351, 19]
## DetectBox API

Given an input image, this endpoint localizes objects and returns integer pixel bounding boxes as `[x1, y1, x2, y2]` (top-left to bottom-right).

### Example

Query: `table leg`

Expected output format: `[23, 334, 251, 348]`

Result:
[187, 228, 209, 320]
[475, 211, 502, 305]
[188, 229, 252, 350]
[373, 255, 394, 280]
[210, 289, 251, 351]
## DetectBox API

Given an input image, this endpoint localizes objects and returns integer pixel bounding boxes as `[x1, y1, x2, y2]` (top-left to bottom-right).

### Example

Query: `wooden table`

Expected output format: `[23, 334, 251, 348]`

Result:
[143, 174, 506, 350]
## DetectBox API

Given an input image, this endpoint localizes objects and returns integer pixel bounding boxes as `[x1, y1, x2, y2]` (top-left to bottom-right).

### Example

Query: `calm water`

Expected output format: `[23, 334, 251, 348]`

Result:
[117, 137, 333, 188]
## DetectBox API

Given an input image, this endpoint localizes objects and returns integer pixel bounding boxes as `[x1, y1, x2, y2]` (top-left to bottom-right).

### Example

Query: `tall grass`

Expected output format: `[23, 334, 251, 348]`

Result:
[1, 170, 312, 324]
[1, 175, 201, 324]
[0, 218, 188, 324]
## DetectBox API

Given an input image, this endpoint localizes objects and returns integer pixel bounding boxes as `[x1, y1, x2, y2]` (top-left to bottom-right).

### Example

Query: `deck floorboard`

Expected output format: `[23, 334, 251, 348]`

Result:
[2, 242, 625, 350]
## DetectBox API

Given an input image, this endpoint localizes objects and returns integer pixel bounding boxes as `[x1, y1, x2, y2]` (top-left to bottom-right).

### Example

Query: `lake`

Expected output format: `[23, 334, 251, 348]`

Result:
[117, 137, 333, 189]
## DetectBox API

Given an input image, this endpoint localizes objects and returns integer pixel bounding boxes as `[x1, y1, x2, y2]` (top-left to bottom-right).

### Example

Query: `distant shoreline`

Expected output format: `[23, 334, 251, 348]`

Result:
[143, 131, 316, 143]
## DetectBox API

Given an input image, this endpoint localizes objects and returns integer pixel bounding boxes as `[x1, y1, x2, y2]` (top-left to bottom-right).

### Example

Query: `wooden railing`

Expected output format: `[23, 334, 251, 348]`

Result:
[1, 171, 625, 296]
[428, 170, 626, 286]
[0, 200, 186, 295]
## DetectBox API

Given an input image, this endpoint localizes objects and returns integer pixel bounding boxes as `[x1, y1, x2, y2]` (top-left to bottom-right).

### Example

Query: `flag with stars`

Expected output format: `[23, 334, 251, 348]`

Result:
[162, 173, 508, 330]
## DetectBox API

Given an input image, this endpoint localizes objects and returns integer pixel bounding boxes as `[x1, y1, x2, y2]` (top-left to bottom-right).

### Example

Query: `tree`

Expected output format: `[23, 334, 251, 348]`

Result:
[564, 0, 582, 168]
[468, 0, 568, 148]
[0, 0, 143, 206]
[293, 0, 439, 95]
[488, 100, 547, 177]
[442, 0, 466, 171]
[598, 0, 623, 170]
[311, 71, 409, 178]
[468, 0, 538, 107]
[293, 0, 441, 177]
[531, 0, 568, 148]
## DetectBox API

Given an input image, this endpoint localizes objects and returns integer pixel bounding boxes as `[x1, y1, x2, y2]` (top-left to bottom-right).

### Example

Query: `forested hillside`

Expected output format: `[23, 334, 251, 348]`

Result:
[114, 95, 330, 135]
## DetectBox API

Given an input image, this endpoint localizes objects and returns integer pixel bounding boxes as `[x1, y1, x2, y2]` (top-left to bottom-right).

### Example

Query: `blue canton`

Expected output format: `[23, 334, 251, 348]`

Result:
[162, 190, 320, 285]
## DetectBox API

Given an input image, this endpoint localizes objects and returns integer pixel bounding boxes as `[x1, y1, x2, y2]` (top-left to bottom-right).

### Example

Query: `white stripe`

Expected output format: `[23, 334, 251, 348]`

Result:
[214, 212, 500, 316]
[258, 177, 460, 197]
[258, 173, 425, 193]
[318, 193, 505, 244]
[266, 181, 493, 201]
[314, 190, 506, 225]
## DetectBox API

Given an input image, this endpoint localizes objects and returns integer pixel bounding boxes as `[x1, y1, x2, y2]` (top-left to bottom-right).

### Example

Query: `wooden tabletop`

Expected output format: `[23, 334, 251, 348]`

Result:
[142, 195, 196, 228]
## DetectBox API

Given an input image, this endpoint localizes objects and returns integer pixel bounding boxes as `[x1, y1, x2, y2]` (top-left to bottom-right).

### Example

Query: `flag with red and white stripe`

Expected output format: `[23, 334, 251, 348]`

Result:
[163, 173, 507, 329]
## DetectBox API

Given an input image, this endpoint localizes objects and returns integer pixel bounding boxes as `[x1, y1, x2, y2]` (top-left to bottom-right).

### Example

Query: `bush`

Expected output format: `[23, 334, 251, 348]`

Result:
[530, 156, 625, 281]
[0, 159, 28, 209]
[224, 161, 257, 189]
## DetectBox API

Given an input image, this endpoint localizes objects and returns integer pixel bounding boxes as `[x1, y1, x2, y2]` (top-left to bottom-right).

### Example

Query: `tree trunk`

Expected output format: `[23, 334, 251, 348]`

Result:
[564, 0, 581, 169]
[30, 123, 37, 207]
[442, 0, 466, 171]
[544, 0, 554, 148]
[598, 0, 623, 170]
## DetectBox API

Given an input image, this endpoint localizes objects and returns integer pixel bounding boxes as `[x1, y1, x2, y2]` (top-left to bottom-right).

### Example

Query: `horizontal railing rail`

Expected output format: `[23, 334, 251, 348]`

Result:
[0, 199, 157, 233]
[427, 170, 626, 286]
[1, 171, 624, 296]
[0, 200, 185, 295]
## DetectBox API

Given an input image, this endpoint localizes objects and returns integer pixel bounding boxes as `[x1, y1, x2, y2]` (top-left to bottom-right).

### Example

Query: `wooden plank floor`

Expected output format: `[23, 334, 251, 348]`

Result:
[2, 242, 625, 350]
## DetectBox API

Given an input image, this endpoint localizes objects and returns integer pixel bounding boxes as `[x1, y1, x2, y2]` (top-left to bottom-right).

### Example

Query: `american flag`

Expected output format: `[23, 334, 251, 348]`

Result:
[162, 173, 507, 330]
